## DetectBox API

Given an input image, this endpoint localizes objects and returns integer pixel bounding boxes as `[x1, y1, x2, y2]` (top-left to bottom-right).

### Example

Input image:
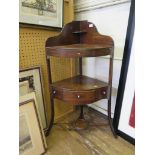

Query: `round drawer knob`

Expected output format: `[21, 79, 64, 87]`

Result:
[77, 95, 80, 98]
[53, 90, 56, 94]
[103, 91, 106, 95]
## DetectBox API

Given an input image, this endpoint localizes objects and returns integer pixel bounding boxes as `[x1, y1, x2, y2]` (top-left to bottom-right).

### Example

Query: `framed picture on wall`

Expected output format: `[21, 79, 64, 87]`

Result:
[19, 0, 63, 28]
[19, 66, 47, 131]
[19, 98, 46, 155]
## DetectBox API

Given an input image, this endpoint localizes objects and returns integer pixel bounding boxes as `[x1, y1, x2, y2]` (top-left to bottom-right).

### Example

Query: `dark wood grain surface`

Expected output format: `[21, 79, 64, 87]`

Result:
[51, 75, 108, 91]
[46, 44, 112, 57]
[51, 75, 109, 104]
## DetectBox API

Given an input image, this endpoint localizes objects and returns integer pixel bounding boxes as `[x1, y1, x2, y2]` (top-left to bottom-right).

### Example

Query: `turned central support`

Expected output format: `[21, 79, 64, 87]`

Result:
[73, 105, 89, 130]
[79, 105, 84, 119]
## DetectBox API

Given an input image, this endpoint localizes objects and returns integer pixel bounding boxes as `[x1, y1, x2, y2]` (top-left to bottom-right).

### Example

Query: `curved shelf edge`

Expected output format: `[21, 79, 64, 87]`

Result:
[46, 44, 112, 57]
[50, 75, 110, 105]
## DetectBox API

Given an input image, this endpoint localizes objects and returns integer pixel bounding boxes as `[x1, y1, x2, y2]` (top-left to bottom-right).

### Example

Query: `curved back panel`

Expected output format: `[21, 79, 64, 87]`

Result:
[46, 21, 114, 48]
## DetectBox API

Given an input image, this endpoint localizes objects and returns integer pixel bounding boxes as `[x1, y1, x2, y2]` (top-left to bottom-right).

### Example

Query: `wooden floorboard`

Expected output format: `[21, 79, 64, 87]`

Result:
[45, 107, 134, 155]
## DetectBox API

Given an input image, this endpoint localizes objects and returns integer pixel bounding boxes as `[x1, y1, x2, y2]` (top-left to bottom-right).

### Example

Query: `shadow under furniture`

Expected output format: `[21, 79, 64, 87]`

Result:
[45, 20, 116, 137]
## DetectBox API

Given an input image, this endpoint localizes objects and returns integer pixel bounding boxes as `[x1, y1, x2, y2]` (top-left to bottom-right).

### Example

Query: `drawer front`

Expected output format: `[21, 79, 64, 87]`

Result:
[52, 87, 109, 104]
[63, 90, 96, 104]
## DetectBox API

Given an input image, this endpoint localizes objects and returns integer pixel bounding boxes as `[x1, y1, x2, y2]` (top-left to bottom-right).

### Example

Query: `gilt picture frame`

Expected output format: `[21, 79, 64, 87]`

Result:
[19, 0, 63, 28]
[19, 99, 46, 155]
[19, 66, 47, 131]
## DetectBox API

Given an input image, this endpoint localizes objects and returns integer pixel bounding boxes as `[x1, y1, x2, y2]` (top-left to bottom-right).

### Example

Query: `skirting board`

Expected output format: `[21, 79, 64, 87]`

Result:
[88, 104, 114, 118]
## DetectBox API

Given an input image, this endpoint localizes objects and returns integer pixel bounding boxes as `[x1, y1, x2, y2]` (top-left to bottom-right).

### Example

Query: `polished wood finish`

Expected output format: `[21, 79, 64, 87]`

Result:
[45, 21, 114, 47]
[46, 44, 112, 57]
[52, 75, 108, 90]
[46, 57, 55, 136]
[51, 75, 109, 104]
[45, 21, 116, 136]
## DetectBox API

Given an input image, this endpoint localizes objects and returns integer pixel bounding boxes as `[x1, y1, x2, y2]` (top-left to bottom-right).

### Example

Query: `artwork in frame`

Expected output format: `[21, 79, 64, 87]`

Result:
[19, 81, 30, 96]
[19, 0, 63, 28]
[19, 97, 46, 155]
[19, 114, 33, 154]
[129, 93, 135, 128]
[19, 66, 47, 131]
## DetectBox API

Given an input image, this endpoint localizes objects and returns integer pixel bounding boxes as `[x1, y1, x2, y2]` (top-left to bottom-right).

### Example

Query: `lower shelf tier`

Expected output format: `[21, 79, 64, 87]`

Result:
[51, 75, 110, 104]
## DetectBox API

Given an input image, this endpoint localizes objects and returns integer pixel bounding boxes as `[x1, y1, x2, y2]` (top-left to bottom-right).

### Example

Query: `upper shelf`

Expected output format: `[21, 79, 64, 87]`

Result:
[45, 21, 114, 58]
[46, 43, 112, 57]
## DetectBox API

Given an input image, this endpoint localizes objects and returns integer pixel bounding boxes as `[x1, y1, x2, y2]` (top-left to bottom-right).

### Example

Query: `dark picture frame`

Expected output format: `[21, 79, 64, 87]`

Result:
[19, 66, 48, 131]
[113, 0, 135, 145]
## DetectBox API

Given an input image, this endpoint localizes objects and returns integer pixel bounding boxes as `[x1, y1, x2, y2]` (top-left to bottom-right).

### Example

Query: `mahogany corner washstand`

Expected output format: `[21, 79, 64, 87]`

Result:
[45, 21, 116, 137]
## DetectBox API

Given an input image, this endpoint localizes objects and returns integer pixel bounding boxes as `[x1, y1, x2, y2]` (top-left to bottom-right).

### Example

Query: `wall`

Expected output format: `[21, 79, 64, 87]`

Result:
[19, 0, 75, 125]
[74, 0, 131, 116]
